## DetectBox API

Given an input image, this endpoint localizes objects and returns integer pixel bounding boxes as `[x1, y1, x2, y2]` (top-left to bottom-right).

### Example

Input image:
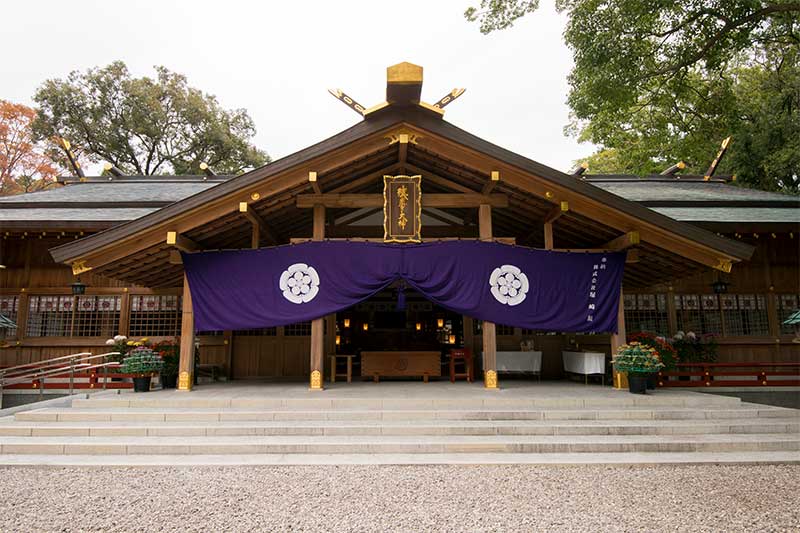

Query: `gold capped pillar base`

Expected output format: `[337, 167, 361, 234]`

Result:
[178, 371, 192, 391]
[484, 370, 498, 389]
[613, 370, 629, 390]
[309, 370, 323, 391]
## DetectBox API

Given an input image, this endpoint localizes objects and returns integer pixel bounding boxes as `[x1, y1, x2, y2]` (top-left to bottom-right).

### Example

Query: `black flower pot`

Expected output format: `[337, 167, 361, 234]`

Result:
[132, 376, 152, 393]
[627, 374, 648, 394]
[646, 373, 657, 390]
[161, 373, 178, 389]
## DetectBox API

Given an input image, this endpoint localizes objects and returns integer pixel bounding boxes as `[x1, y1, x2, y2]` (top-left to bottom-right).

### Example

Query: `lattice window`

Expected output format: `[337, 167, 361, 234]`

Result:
[197, 330, 224, 336]
[235, 327, 277, 336]
[129, 295, 181, 337]
[675, 294, 722, 335]
[25, 295, 120, 337]
[72, 296, 121, 337]
[778, 294, 799, 335]
[624, 293, 669, 336]
[0, 295, 19, 338]
[284, 321, 311, 336]
[722, 294, 769, 336]
[496, 324, 515, 336]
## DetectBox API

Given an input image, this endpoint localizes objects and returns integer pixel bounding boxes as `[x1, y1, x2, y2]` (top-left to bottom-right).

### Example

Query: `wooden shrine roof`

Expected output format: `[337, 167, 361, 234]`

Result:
[40, 104, 755, 289]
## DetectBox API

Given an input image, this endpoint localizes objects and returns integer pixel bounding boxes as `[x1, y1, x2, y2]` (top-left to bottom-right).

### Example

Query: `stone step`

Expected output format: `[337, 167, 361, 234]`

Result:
[2, 451, 799, 466]
[69, 394, 742, 410]
[0, 418, 797, 437]
[15, 406, 794, 423]
[1, 433, 797, 455]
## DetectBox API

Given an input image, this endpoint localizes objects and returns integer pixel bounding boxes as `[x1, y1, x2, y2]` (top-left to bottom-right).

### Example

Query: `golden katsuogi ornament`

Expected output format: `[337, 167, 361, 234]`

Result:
[383, 175, 421, 243]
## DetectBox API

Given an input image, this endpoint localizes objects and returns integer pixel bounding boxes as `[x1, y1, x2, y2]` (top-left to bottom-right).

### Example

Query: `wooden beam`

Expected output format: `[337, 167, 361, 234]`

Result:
[297, 193, 508, 209]
[544, 201, 570, 224]
[308, 171, 321, 195]
[329, 163, 403, 194]
[405, 164, 476, 194]
[398, 134, 408, 171]
[290, 237, 516, 245]
[239, 202, 278, 247]
[168, 250, 183, 264]
[481, 170, 500, 195]
[603, 231, 640, 251]
[166, 231, 199, 252]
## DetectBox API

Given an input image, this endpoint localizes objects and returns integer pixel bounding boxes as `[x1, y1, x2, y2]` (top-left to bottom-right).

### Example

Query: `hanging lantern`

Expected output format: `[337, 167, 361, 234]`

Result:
[362, 323, 369, 331]
[415, 322, 422, 331]
[711, 280, 730, 294]
[343, 318, 350, 328]
[335, 335, 341, 346]
[70, 280, 87, 295]
[437, 318, 444, 328]
[449, 334, 456, 344]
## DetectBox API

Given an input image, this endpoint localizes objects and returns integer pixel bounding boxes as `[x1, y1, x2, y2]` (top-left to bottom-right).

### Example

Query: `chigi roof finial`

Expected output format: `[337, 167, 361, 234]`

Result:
[327, 62, 465, 119]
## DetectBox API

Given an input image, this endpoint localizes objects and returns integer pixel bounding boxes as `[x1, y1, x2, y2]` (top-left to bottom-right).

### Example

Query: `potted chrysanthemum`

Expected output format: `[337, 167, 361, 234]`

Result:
[612, 342, 665, 394]
[121, 346, 164, 392]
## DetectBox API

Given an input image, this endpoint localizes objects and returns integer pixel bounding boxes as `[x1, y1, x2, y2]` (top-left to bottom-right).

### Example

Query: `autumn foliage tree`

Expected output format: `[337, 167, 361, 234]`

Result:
[0, 101, 62, 196]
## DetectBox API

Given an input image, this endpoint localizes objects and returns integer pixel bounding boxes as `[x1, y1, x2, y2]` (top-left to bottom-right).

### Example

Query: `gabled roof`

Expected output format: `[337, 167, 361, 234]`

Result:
[44, 62, 755, 289]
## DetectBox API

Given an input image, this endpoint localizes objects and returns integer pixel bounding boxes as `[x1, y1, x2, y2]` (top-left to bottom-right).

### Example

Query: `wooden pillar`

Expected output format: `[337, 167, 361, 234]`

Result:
[543, 223, 554, 250]
[611, 289, 628, 389]
[178, 274, 195, 390]
[15, 291, 29, 343]
[479, 204, 498, 389]
[250, 223, 260, 249]
[309, 204, 325, 390]
[666, 288, 677, 336]
[223, 330, 233, 379]
[118, 290, 131, 336]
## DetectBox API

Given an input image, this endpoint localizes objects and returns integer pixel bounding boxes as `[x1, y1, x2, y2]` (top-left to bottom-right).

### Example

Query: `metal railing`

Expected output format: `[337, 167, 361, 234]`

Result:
[658, 361, 800, 387]
[0, 351, 122, 403]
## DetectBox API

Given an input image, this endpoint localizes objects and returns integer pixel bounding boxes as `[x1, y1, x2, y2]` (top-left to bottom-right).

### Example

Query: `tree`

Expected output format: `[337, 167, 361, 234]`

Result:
[0, 100, 62, 196]
[466, 1, 800, 192]
[33, 61, 269, 176]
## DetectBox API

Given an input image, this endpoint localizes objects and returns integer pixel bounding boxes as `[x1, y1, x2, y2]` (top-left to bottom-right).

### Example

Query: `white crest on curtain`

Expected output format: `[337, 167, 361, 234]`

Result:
[489, 264, 529, 306]
[279, 263, 320, 304]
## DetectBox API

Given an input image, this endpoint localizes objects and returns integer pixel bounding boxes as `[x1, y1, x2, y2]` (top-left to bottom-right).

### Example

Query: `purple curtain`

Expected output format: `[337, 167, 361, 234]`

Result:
[182, 241, 625, 333]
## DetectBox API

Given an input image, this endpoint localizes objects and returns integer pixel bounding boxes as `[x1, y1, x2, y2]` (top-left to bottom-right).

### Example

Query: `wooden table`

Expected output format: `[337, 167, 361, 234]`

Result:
[360, 351, 441, 383]
[328, 354, 354, 383]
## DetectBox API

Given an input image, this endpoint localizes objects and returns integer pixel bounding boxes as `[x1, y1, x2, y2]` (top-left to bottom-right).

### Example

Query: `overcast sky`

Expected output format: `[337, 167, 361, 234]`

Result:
[4, 0, 595, 173]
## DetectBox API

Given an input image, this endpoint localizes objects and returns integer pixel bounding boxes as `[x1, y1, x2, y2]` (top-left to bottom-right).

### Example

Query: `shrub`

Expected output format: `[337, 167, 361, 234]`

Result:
[612, 342, 665, 375]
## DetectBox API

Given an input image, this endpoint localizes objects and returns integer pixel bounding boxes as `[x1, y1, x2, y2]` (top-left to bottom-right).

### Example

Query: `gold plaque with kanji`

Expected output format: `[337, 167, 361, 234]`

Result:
[383, 175, 421, 243]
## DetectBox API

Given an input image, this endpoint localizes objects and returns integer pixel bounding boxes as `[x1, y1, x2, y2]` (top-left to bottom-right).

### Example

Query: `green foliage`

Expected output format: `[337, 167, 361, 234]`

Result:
[121, 347, 164, 376]
[466, 1, 800, 193]
[612, 342, 665, 375]
[670, 331, 719, 364]
[32, 61, 269, 176]
[628, 332, 680, 370]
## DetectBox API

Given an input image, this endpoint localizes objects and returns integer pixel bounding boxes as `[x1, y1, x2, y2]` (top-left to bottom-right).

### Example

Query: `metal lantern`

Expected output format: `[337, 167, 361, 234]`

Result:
[70, 280, 87, 295]
[711, 280, 730, 294]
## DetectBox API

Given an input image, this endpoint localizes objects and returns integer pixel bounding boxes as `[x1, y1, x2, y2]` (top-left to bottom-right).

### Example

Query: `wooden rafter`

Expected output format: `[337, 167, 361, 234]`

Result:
[308, 171, 322, 195]
[166, 231, 199, 252]
[603, 231, 640, 251]
[481, 171, 500, 195]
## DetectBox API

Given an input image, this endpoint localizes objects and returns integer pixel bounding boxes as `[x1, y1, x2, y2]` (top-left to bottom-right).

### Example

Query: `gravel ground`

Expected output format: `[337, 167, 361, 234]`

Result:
[0, 464, 798, 532]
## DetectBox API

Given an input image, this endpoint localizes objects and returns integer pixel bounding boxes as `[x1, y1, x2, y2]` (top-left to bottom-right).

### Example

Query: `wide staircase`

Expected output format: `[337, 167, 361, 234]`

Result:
[1, 390, 798, 464]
